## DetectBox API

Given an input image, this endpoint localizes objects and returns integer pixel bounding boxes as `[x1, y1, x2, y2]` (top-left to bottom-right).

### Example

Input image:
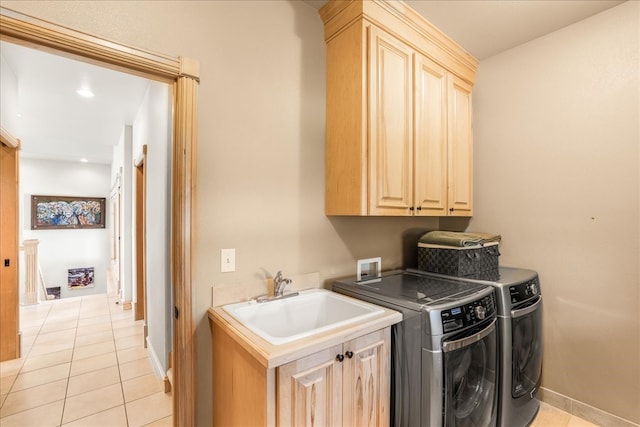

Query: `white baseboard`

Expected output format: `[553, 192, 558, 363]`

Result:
[145, 335, 168, 382]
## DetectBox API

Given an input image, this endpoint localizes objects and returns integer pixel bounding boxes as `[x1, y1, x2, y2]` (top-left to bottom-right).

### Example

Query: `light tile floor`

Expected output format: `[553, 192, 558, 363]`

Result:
[531, 402, 599, 427]
[0, 292, 172, 427]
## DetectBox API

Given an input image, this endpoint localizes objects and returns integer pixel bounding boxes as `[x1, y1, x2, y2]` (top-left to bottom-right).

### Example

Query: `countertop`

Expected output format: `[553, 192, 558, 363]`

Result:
[208, 292, 402, 369]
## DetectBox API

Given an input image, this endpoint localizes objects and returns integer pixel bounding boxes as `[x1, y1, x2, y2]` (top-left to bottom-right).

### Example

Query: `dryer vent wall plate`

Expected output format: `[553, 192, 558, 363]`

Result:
[356, 257, 382, 283]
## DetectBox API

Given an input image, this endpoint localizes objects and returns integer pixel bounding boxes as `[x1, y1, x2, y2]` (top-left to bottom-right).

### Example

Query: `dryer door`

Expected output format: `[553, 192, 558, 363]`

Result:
[442, 319, 498, 427]
[511, 296, 543, 398]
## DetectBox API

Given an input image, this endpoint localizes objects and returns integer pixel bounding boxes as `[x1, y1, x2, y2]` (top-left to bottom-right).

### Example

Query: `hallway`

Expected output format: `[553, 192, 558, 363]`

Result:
[0, 292, 172, 426]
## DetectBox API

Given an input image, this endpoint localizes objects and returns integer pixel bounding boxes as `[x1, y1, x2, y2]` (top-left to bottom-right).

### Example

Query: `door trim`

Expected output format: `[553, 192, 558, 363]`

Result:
[0, 8, 199, 426]
[135, 146, 147, 325]
[0, 130, 20, 362]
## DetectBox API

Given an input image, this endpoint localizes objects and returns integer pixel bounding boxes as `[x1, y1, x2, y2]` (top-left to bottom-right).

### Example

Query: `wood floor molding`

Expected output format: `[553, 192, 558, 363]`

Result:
[0, 7, 199, 426]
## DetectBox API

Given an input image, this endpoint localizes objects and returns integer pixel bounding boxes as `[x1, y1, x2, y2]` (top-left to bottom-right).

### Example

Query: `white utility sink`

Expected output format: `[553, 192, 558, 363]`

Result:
[222, 289, 384, 345]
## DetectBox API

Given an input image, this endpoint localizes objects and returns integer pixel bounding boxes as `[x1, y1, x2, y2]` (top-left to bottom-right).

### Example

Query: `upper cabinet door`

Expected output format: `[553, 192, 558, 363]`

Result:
[320, 0, 478, 217]
[447, 75, 473, 216]
[414, 54, 448, 216]
[368, 26, 414, 216]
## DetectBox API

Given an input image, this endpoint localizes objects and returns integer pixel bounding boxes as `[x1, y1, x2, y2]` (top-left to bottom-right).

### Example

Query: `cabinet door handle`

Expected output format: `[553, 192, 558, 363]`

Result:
[409, 207, 414, 211]
[449, 208, 454, 212]
[336, 354, 344, 362]
[345, 351, 354, 359]
[416, 207, 422, 211]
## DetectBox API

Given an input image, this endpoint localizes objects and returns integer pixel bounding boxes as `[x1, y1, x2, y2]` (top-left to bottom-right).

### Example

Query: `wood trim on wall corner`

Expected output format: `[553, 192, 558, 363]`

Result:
[0, 7, 181, 83]
[0, 127, 20, 148]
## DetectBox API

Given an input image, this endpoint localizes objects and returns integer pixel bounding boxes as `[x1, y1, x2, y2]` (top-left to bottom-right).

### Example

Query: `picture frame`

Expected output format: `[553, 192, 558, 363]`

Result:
[31, 195, 106, 230]
[68, 267, 95, 289]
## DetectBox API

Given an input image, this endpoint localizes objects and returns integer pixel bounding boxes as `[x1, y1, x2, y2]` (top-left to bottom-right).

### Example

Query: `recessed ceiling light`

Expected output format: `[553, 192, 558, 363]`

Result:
[80, 158, 88, 163]
[76, 88, 94, 98]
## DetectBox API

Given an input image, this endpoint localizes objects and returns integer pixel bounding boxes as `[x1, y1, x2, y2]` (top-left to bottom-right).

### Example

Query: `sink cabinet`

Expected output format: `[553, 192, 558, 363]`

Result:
[209, 304, 400, 427]
[277, 328, 390, 426]
[320, 0, 478, 216]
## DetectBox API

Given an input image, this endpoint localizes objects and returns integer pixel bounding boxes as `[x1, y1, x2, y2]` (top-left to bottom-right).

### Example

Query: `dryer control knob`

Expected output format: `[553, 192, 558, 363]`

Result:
[529, 283, 539, 295]
[475, 305, 486, 320]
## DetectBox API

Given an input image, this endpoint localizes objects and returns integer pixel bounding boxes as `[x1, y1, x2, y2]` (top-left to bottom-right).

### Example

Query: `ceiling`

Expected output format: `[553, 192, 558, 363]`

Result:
[0, 41, 151, 165]
[1, 0, 625, 165]
[308, 0, 625, 59]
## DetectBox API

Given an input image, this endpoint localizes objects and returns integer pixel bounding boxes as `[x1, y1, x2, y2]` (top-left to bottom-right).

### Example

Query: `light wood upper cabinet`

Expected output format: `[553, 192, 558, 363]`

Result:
[278, 329, 390, 427]
[447, 75, 474, 216]
[414, 53, 448, 216]
[369, 26, 414, 215]
[320, 0, 478, 217]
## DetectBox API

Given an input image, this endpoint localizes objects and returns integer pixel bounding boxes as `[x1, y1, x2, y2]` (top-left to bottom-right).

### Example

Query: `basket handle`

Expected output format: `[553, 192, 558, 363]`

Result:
[487, 246, 501, 256]
[465, 252, 481, 260]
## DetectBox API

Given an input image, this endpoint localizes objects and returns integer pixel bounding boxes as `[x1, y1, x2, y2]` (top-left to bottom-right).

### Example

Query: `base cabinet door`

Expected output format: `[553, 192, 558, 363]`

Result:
[342, 329, 391, 427]
[277, 329, 391, 427]
[277, 344, 343, 427]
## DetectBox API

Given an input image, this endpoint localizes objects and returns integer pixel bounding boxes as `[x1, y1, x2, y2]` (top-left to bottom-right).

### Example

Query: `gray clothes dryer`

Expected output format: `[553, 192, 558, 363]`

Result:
[463, 267, 544, 427]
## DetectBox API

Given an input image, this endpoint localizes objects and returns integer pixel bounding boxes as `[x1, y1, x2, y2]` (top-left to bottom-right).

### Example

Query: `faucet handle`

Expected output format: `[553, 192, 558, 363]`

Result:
[273, 271, 292, 296]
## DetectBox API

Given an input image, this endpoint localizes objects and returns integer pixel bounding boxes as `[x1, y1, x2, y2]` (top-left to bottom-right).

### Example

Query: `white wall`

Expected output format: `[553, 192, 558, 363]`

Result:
[131, 80, 173, 376]
[470, 1, 639, 423]
[0, 51, 19, 136]
[19, 158, 111, 300]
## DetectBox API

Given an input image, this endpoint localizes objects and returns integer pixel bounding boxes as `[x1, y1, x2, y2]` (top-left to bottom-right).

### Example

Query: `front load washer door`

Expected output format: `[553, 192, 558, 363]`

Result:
[443, 320, 498, 427]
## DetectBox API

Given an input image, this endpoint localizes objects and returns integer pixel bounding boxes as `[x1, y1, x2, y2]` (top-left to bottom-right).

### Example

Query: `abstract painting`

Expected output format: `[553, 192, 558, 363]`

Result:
[31, 195, 106, 229]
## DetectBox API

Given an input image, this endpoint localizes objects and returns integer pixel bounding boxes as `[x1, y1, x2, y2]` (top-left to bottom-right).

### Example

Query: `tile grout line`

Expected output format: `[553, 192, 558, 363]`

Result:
[58, 293, 127, 426]
[0, 300, 63, 423]
[1, 292, 169, 426]
[19, 301, 54, 362]
[59, 295, 83, 427]
[110, 292, 131, 427]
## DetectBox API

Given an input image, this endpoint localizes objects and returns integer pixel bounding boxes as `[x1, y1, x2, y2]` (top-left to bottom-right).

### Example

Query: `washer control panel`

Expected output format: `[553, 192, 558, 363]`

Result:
[440, 293, 496, 333]
[509, 276, 541, 304]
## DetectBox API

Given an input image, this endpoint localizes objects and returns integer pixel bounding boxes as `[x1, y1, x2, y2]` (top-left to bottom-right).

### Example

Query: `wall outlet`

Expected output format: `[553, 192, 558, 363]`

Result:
[221, 248, 235, 273]
[356, 257, 381, 282]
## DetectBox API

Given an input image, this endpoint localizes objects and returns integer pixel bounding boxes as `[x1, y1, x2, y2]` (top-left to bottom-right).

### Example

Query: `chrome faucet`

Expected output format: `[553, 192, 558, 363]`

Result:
[255, 271, 297, 303]
[273, 270, 292, 296]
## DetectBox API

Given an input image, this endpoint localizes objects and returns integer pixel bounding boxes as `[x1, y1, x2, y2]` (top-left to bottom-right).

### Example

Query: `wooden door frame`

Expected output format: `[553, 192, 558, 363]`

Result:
[0, 128, 20, 362]
[134, 146, 147, 328]
[0, 8, 199, 426]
